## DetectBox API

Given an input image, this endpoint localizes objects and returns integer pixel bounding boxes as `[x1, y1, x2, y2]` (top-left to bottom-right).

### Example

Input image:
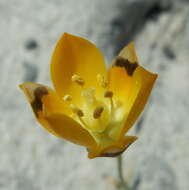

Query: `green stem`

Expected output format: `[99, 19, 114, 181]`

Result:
[117, 155, 131, 190]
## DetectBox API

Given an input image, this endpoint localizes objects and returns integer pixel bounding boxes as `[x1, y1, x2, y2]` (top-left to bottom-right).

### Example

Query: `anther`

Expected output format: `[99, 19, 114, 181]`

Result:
[104, 90, 113, 98]
[97, 74, 108, 88]
[93, 106, 104, 119]
[72, 74, 85, 86]
[70, 104, 84, 117]
[63, 94, 72, 101]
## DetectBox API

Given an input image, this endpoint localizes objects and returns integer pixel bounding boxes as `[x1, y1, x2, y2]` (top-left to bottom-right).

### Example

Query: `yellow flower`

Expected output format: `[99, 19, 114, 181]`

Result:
[19, 33, 157, 158]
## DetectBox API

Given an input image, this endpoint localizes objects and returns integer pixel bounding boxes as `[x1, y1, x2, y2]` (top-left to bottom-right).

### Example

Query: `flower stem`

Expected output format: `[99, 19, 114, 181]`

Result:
[117, 155, 131, 190]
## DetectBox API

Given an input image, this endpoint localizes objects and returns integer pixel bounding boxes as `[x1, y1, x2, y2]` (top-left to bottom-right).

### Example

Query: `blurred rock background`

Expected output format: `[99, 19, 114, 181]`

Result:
[0, 0, 189, 189]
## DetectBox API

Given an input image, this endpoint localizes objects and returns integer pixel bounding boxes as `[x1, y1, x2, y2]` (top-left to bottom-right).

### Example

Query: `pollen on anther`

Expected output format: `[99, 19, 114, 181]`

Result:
[72, 74, 85, 86]
[93, 106, 104, 119]
[104, 90, 113, 98]
[63, 94, 72, 101]
[70, 104, 84, 117]
[97, 74, 108, 88]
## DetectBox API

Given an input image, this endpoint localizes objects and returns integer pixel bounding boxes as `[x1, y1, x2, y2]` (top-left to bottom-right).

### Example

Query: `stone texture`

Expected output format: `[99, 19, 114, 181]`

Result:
[0, 0, 189, 190]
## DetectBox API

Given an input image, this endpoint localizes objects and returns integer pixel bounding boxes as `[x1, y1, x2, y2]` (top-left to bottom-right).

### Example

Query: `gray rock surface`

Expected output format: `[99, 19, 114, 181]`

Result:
[0, 0, 189, 190]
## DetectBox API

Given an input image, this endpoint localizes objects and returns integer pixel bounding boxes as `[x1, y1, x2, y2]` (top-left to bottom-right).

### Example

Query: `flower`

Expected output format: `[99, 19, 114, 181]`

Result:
[19, 33, 157, 158]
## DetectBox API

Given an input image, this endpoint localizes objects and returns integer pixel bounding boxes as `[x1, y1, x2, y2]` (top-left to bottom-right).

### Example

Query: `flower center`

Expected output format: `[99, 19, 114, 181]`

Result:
[63, 74, 126, 146]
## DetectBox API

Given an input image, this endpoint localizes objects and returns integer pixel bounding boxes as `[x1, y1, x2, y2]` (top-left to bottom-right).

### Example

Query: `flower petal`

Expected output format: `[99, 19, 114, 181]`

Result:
[119, 42, 138, 63]
[108, 42, 158, 136]
[122, 67, 157, 134]
[19, 82, 96, 148]
[19, 82, 69, 116]
[50, 33, 106, 104]
[87, 136, 138, 159]
[45, 114, 96, 148]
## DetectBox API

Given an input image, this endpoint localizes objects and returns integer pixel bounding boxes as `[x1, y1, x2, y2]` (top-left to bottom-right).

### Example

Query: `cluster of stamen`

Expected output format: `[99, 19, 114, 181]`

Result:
[63, 74, 117, 133]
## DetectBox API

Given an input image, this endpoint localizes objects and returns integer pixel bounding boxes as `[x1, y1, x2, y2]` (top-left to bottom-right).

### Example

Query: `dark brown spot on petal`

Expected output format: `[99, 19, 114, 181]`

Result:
[31, 87, 48, 117]
[100, 149, 125, 157]
[114, 56, 138, 76]
[99, 142, 133, 157]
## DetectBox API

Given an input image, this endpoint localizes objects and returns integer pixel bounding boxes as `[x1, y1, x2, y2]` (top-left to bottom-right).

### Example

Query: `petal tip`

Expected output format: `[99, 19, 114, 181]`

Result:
[63, 32, 72, 38]
[128, 41, 135, 47]
[19, 83, 23, 89]
[62, 32, 79, 41]
[154, 73, 158, 79]
[150, 72, 158, 84]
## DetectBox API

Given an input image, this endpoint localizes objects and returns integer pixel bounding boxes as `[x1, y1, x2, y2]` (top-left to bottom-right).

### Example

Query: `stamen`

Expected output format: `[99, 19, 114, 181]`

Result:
[63, 94, 72, 101]
[72, 74, 85, 86]
[104, 90, 114, 116]
[70, 104, 89, 128]
[70, 104, 84, 117]
[93, 106, 104, 119]
[97, 74, 108, 88]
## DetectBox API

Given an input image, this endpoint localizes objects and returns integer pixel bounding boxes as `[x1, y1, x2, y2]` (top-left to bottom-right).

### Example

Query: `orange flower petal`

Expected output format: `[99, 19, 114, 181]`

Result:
[122, 66, 157, 134]
[19, 82, 68, 115]
[118, 42, 138, 63]
[19, 82, 96, 148]
[88, 136, 138, 159]
[50, 33, 106, 105]
[108, 42, 157, 138]
[45, 114, 96, 148]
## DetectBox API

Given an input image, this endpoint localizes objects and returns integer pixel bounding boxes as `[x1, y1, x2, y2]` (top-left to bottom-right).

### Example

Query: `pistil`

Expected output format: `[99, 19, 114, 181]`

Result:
[81, 87, 96, 105]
